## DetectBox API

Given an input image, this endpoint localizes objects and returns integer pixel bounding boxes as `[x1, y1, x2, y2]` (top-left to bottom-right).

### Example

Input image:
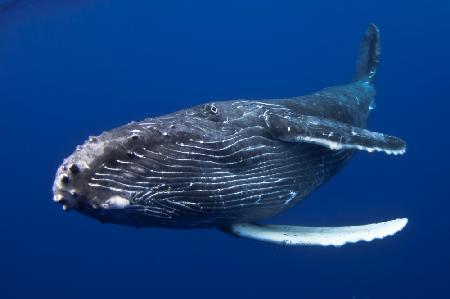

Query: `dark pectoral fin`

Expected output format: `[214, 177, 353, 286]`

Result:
[264, 110, 406, 155]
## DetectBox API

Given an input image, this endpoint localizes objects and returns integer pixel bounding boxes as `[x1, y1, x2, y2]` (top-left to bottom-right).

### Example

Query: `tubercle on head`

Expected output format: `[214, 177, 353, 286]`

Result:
[54, 121, 178, 214]
[53, 162, 86, 210]
[53, 135, 105, 211]
[53, 128, 143, 213]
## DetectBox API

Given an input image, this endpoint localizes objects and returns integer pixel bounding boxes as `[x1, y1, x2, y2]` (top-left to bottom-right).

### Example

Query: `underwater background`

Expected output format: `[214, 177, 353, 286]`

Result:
[0, 0, 449, 298]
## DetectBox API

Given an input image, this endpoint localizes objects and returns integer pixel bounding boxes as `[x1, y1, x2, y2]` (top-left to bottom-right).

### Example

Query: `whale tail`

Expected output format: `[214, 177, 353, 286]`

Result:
[353, 23, 381, 84]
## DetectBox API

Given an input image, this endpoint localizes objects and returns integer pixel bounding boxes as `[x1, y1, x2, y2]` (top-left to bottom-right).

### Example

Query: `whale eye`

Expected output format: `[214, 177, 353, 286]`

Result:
[204, 103, 218, 115]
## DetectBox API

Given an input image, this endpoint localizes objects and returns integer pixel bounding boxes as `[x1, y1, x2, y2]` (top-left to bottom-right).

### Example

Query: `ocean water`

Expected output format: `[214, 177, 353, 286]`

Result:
[1, 1, 449, 298]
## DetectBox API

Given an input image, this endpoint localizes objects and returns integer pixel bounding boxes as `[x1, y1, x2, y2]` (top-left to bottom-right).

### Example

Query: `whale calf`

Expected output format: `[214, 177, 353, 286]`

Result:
[53, 24, 407, 246]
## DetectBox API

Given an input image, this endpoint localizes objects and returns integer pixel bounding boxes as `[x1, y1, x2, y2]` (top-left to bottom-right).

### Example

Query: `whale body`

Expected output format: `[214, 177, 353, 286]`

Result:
[53, 24, 407, 246]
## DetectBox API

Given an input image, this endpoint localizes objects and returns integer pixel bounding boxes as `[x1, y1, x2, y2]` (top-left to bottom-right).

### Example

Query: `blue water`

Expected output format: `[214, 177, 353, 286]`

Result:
[1, 1, 449, 298]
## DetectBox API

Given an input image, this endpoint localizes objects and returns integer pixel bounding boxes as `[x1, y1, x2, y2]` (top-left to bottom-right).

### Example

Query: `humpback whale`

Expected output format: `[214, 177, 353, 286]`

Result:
[53, 24, 407, 246]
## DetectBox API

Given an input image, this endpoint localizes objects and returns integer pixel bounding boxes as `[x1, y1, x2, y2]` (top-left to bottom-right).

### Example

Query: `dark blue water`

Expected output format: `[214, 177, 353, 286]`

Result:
[1, 1, 449, 298]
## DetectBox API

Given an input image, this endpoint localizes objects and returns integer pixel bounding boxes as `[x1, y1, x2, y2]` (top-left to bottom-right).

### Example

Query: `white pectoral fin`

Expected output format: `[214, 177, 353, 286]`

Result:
[264, 110, 406, 155]
[225, 218, 408, 247]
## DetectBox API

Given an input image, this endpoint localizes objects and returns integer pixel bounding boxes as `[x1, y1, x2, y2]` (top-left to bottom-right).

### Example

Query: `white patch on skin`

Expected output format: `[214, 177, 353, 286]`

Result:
[285, 191, 297, 204]
[229, 218, 408, 247]
[103, 196, 130, 209]
[296, 136, 406, 155]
